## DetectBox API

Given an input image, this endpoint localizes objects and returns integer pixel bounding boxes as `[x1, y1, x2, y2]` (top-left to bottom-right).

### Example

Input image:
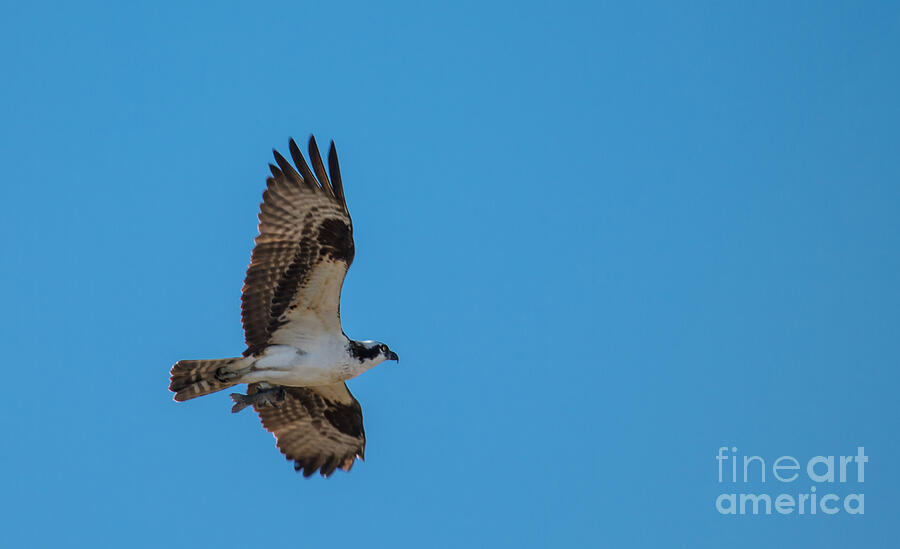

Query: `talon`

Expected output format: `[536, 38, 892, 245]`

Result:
[215, 366, 240, 383]
[261, 386, 286, 407]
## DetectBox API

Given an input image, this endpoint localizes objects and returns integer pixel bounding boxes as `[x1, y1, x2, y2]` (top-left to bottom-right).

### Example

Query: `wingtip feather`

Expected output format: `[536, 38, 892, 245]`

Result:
[307, 135, 334, 194]
[268, 163, 283, 180]
[272, 149, 301, 183]
[289, 137, 317, 189]
[327, 141, 346, 206]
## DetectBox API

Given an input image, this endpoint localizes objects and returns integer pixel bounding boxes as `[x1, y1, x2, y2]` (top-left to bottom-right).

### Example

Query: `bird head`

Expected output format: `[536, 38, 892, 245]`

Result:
[350, 340, 399, 365]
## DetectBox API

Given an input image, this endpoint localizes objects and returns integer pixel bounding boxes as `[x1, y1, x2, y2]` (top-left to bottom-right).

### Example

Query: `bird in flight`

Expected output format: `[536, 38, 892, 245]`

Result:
[169, 136, 398, 477]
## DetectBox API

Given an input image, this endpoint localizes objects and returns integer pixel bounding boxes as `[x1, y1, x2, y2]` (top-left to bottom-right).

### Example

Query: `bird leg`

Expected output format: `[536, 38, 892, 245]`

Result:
[230, 385, 285, 413]
[215, 365, 246, 383]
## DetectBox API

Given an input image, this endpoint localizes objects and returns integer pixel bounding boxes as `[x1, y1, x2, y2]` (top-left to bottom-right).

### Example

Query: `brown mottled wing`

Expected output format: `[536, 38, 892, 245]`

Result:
[241, 136, 353, 355]
[253, 383, 366, 477]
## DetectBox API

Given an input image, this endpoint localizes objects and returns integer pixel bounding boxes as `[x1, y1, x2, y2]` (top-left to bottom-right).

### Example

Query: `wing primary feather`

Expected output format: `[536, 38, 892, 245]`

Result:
[308, 136, 334, 195]
[320, 456, 339, 477]
[288, 138, 318, 190]
[272, 149, 302, 184]
[328, 141, 346, 208]
[268, 163, 284, 180]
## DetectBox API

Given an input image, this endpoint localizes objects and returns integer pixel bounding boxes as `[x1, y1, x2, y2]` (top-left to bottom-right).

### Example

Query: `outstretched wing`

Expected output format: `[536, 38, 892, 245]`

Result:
[253, 383, 366, 477]
[241, 136, 353, 356]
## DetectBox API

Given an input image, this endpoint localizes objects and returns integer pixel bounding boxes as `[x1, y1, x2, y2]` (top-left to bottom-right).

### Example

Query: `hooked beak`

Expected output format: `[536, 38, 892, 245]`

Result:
[388, 351, 399, 362]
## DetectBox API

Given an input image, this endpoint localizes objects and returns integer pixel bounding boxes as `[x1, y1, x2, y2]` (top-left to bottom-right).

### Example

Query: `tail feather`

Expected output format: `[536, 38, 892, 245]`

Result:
[169, 358, 247, 402]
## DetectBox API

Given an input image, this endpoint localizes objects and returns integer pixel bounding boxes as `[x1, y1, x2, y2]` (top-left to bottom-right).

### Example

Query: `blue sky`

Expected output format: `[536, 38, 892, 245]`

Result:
[1, 1, 898, 547]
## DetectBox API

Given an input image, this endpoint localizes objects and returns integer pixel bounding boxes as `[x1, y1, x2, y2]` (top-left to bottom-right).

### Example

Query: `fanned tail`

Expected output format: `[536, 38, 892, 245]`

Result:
[169, 357, 249, 402]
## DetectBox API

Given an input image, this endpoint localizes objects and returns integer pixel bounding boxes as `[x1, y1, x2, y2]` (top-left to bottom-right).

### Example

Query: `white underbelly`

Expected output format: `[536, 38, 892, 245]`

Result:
[252, 363, 353, 386]
[243, 343, 355, 387]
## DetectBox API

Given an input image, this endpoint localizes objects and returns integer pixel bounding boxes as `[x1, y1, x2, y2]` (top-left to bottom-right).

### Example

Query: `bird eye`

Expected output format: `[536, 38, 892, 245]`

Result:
[380, 344, 388, 353]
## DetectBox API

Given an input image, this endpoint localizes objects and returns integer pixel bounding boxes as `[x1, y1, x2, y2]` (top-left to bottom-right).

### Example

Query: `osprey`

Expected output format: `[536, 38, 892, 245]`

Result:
[169, 136, 398, 477]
